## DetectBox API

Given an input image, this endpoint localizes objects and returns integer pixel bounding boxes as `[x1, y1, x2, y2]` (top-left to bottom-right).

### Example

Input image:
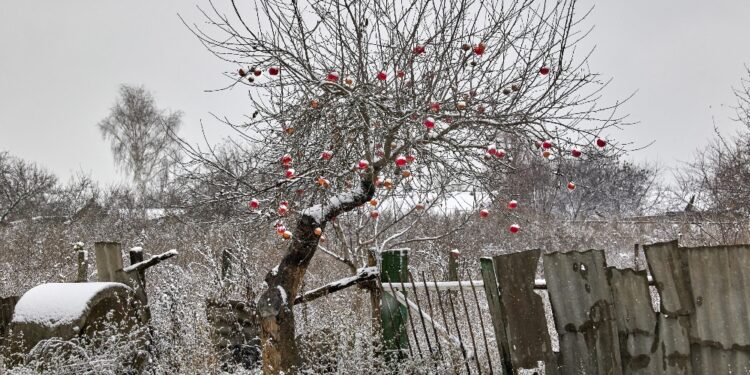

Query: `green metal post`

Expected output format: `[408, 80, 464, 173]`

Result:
[380, 249, 409, 363]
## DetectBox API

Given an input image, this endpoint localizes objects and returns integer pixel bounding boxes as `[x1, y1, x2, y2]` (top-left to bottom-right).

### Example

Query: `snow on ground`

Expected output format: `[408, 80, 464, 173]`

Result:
[12, 282, 131, 327]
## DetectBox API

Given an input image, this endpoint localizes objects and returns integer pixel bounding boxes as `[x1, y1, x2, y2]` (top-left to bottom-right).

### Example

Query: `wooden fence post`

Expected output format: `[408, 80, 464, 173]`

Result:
[447, 249, 459, 282]
[94, 241, 123, 282]
[479, 257, 513, 375]
[380, 249, 409, 362]
[74, 242, 88, 283]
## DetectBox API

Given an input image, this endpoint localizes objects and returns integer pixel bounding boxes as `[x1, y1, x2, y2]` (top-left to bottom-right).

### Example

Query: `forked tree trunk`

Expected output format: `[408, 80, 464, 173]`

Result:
[257, 178, 375, 374]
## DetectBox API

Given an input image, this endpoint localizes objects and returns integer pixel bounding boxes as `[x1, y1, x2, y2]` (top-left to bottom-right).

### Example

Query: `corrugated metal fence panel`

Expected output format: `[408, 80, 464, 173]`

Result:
[543, 250, 622, 375]
[644, 241, 750, 374]
[684, 245, 750, 374]
[643, 241, 693, 374]
[607, 268, 658, 375]
[492, 250, 555, 372]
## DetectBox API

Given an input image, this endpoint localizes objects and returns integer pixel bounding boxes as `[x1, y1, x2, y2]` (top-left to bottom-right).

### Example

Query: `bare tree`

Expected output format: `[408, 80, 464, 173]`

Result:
[0, 152, 57, 225]
[185, 0, 625, 372]
[672, 67, 750, 215]
[98, 85, 182, 204]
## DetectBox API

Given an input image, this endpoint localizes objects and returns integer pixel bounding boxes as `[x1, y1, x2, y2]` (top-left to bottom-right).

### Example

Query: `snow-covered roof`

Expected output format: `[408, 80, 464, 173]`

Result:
[12, 282, 132, 327]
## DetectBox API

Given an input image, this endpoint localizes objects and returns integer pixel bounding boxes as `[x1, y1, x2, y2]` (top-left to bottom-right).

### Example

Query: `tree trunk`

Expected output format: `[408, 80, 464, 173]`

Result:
[257, 178, 375, 374]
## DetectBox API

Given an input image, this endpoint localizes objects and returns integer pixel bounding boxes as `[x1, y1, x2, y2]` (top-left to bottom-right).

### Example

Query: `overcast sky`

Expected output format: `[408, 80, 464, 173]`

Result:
[1, 1, 749, 186]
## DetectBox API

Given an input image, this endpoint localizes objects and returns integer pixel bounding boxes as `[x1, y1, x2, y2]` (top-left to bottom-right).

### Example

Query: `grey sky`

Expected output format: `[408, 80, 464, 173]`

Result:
[1, 1, 749, 186]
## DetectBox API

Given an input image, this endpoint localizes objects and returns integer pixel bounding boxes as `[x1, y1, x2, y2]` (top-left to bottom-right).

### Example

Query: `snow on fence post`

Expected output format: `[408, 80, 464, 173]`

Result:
[380, 249, 409, 363]
[74, 242, 87, 283]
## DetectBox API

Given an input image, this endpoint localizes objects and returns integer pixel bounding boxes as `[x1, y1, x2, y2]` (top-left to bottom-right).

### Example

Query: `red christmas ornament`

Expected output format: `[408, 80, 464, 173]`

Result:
[276, 225, 286, 234]
[571, 148, 582, 158]
[397, 70, 406, 78]
[249, 199, 259, 209]
[507, 200, 518, 209]
[377, 71, 387, 81]
[238, 68, 247, 77]
[596, 138, 607, 148]
[509, 224, 521, 233]
[252, 67, 262, 76]
[326, 71, 340, 82]
[395, 156, 407, 167]
[284, 168, 295, 179]
[542, 140, 553, 149]
[423, 117, 436, 129]
[473, 43, 486, 55]
[430, 102, 441, 112]
[567, 182, 576, 191]
[321, 150, 333, 160]
[477, 105, 486, 114]
[268, 66, 280, 75]
[495, 149, 506, 158]
[278, 204, 289, 216]
[406, 154, 416, 163]
[539, 66, 550, 75]
[479, 209, 490, 218]
[358, 159, 370, 170]
[370, 210, 380, 219]
[413, 45, 426, 54]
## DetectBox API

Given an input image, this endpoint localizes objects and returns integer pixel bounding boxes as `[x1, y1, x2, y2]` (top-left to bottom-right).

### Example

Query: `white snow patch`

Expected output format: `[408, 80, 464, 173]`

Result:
[130, 246, 143, 253]
[12, 282, 131, 327]
[277, 286, 288, 305]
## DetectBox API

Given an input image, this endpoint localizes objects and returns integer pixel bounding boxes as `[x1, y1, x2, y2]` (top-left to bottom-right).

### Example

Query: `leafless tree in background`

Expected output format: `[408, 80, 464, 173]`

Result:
[673, 67, 750, 215]
[98, 85, 182, 205]
[0, 152, 57, 225]
[184, 0, 626, 371]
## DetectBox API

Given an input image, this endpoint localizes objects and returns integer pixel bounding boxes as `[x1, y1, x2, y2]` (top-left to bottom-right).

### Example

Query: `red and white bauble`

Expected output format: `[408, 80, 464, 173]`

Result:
[424, 117, 436, 129]
[377, 71, 387, 81]
[395, 156, 407, 167]
[358, 159, 370, 170]
[487, 144, 497, 156]
[495, 149, 506, 158]
[509, 224, 521, 233]
[596, 138, 607, 148]
[571, 148, 582, 158]
[567, 182, 576, 191]
[406, 154, 416, 163]
[542, 140, 553, 149]
[507, 200, 518, 209]
[268, 66, 280, 75]
[370, 210, 380, 219]
[539, 66, 550, 75]
[479, 209, 490, 218]
[413, 45, 426, 54]
[321, 150, 333, 160]
[278, 204, 289, 216]
[430, 102, 441, 113]
[284, 168, 295, 179]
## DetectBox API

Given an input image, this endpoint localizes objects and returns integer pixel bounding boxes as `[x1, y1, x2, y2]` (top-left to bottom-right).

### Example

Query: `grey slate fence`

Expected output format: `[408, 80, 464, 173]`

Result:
[384, 240, 750, 374]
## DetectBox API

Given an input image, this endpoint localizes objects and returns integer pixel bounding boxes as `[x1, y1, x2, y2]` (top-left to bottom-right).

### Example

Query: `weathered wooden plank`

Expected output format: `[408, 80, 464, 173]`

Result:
[479, 257, 512, 375]
[94, 241, 123, 282]
[544, 250, 622, 375]
[607, 268, 659, 375]
[492, 250, 554, 372]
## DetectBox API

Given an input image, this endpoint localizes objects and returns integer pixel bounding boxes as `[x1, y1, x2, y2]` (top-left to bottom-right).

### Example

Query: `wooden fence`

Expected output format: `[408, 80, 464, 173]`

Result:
[381, 240, 750, 374]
